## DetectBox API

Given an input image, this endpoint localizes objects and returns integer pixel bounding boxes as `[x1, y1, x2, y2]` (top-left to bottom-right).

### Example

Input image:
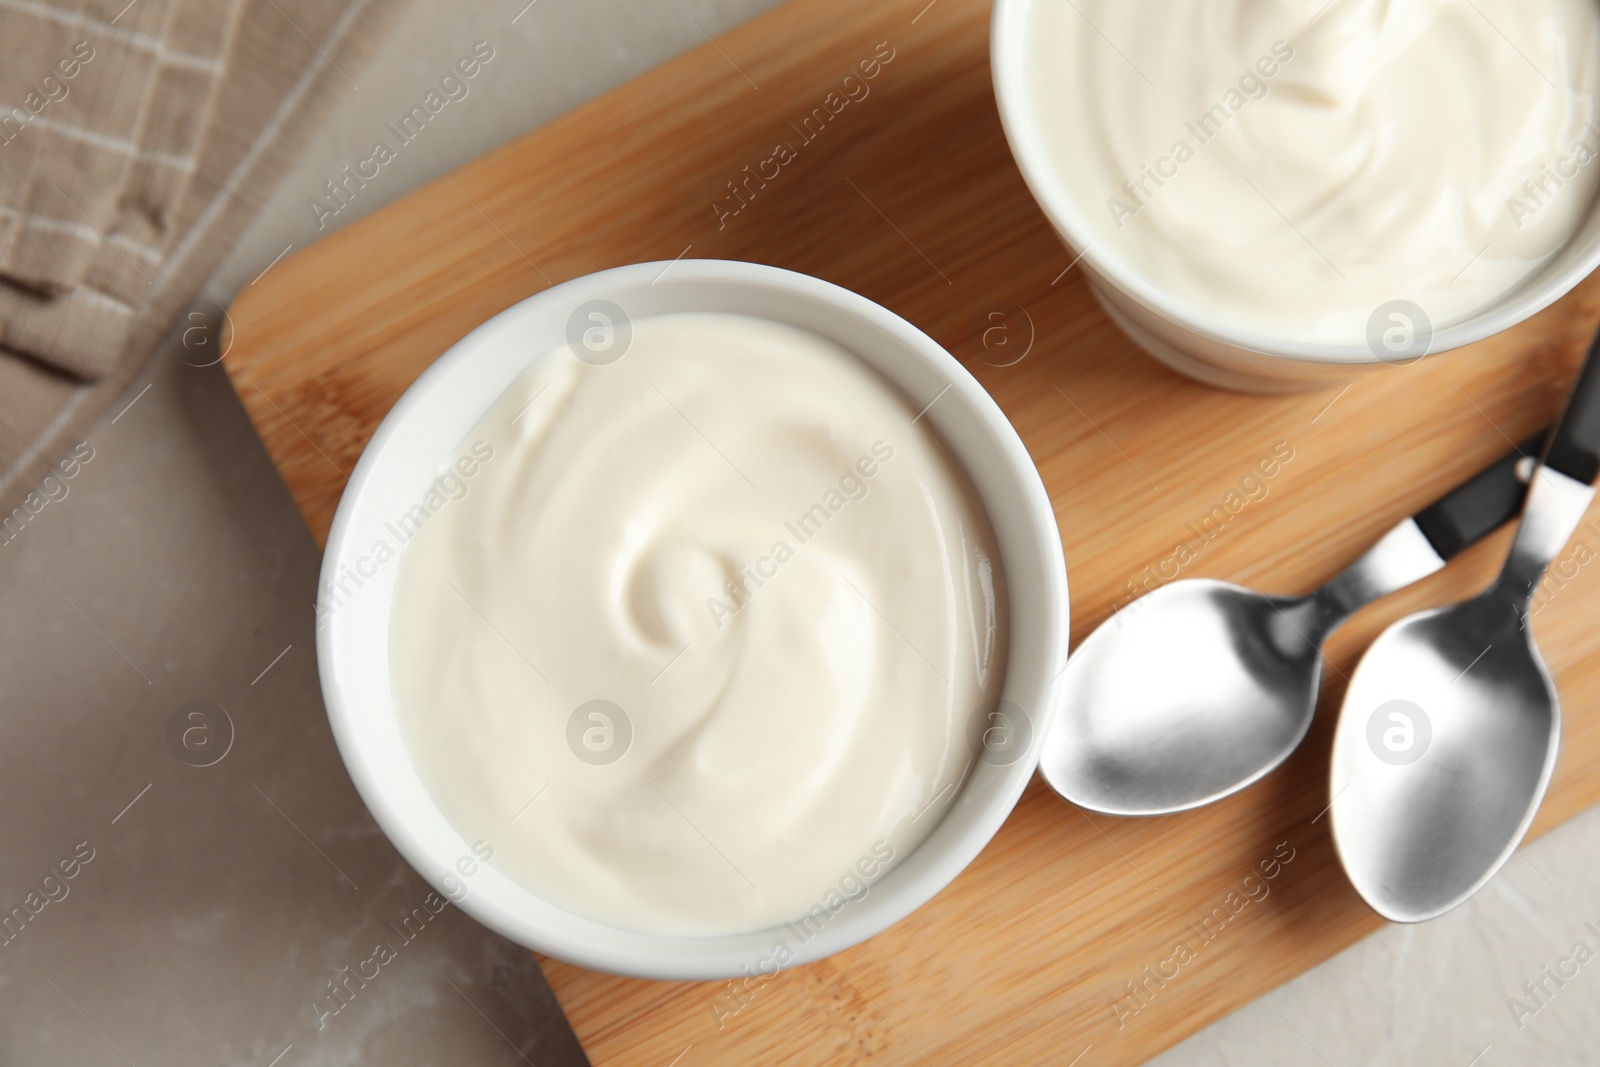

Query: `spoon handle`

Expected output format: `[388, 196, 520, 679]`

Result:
[1413, 430, 1547, 559]
[1499, 332, 1600, 599]
[1544, 329, 1600, 486]
[1314, 432, 1546, 621]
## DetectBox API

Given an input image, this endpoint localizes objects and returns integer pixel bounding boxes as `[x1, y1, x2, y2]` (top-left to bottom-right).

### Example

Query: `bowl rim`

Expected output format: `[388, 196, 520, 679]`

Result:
[315, 259, 1070, 980]
[988, 0, 1600, 366]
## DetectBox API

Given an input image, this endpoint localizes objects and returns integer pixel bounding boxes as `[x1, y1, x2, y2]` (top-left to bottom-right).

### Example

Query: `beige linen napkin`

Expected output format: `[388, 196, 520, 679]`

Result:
[0, 0, 404, 517]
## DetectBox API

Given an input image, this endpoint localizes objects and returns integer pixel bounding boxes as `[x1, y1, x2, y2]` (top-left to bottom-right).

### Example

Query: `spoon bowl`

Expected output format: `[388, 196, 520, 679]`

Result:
[1329, 596, 1559, 922]
[1044, 580, 1323, 815]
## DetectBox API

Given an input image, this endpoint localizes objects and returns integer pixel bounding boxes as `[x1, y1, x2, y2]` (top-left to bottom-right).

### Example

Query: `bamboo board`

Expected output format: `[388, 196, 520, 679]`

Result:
[222, 0, 1600, 1062]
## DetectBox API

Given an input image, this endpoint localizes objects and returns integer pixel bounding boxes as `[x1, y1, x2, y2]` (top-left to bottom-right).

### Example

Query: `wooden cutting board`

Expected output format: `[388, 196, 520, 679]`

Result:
[222, 0, 1600, 1062]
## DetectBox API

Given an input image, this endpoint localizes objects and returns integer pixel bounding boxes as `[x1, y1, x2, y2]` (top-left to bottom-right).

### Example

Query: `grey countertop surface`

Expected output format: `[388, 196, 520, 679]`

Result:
[4, 0, 1598, 1064]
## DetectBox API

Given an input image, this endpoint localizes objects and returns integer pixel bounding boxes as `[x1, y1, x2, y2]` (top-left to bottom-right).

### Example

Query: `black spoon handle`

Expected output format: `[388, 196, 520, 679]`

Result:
[1544, 328, 1600, 486]
[1413, 430, 1548, 561]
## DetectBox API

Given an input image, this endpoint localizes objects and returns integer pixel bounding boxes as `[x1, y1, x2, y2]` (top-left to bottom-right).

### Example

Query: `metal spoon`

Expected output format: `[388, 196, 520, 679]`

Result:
[1331, 338, 1600, 922]
[1041, 433, 1542, 816]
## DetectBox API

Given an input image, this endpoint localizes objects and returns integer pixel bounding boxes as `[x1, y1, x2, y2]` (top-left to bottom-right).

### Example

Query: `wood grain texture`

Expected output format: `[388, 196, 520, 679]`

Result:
[223, 0, 1600, 1063]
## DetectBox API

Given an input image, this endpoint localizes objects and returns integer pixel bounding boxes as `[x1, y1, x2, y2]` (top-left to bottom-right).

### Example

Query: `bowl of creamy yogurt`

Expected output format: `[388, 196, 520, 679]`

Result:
[315, 260, 1068, 979]
[993, 0, 1600, 391]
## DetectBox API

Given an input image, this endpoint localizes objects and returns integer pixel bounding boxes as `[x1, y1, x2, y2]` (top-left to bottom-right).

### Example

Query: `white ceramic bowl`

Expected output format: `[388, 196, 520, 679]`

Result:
[991, 0, 1600, 393]
[315, 260, 1069, 980]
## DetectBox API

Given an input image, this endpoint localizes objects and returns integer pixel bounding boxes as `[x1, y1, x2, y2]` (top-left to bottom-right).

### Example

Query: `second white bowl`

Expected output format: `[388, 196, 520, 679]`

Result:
[990, 0, 1600, 392]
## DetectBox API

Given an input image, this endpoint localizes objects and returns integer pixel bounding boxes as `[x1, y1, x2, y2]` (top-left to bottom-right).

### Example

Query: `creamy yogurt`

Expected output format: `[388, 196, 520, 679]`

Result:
[1024, 0, 1600, 343]
[389, 311, 1007, 936]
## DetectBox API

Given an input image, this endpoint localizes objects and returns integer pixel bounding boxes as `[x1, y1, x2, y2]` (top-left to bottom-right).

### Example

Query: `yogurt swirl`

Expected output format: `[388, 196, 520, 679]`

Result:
[389, 312, 1007, 936]
[1024, 0, 1600, 342]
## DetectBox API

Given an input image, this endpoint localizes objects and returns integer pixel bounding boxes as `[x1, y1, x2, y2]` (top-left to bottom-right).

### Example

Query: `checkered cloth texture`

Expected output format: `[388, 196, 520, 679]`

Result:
[0, 0, 402, 513]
